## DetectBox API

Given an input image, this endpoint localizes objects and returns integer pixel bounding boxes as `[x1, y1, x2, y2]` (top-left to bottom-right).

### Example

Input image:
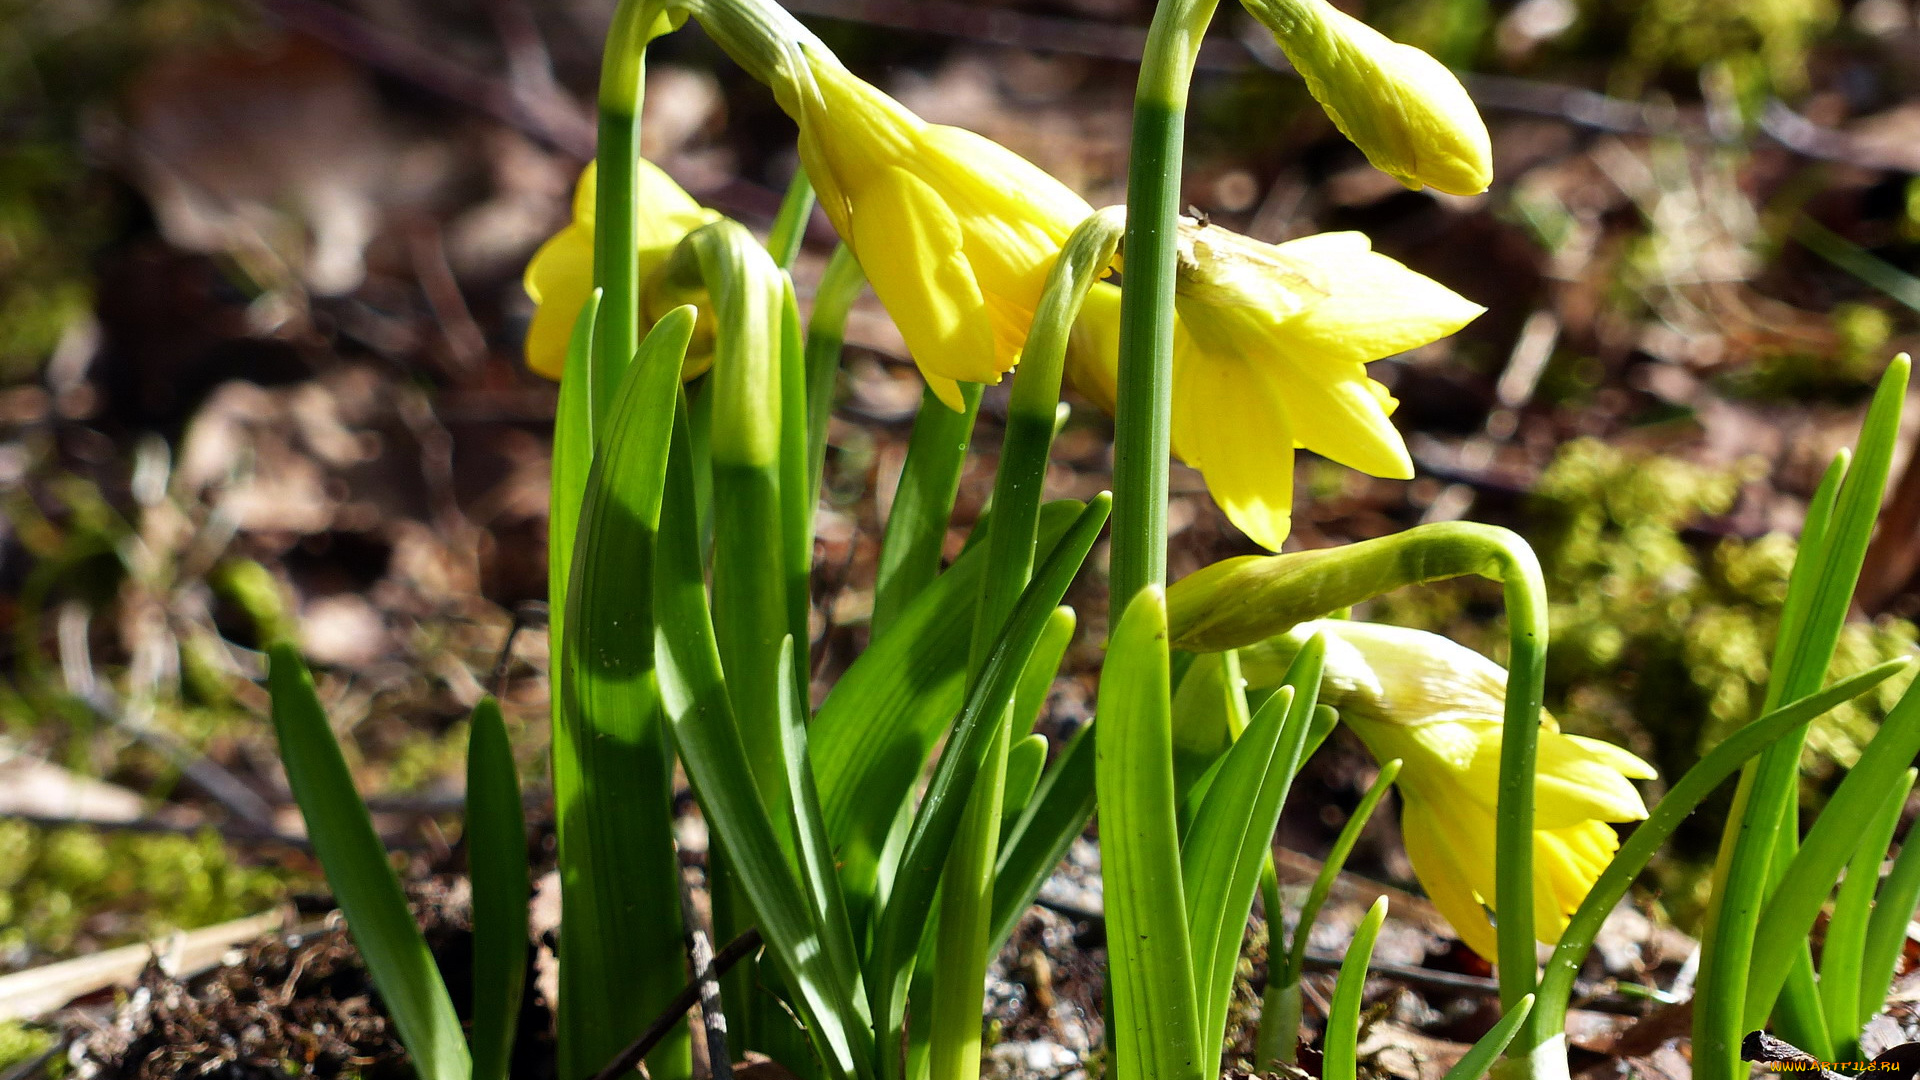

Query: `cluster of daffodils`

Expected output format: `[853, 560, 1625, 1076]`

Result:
[524, 0, 1488, 554]
[519, 0, 1651, 960]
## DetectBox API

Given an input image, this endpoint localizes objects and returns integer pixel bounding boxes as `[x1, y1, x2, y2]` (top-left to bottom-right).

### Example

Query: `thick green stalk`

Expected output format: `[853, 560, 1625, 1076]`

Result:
[590, 0, 660, 421]
[926, 212, 1124, 1080]
[1112, 0, 1218, 611]
[870, 383, 982, 639]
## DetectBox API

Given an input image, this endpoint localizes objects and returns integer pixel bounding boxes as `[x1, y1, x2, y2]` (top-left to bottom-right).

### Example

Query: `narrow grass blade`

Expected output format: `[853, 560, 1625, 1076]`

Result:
[1284, 757, 1400, 992]
[1185, 634, 1324, 1058]
[1861, 794, 1920, 1028]
[804, 246, 864, 511]
[549, 289, 601, 669]
[1323, 897, 1388, 1080]
[776, 636, 866, 1015]
[812, 501, 1086, 931]
[990, 720, 1096, 954]
[1698, 356, 1909, 1080]
[1439, 994, 1534, 1080]
[1794, 217, 1920, 315]
[467, 696, 528, 1080]
[654, 397, 870, 1080]
[1012, 606, 1076, 737]
[1823, 768, 1913, 1057]
[268, 645, 469, 1080]
[1098, 587, 1205, 1080]
[1537, 658, 1911, 1036]
[868, 494, 1111, 1080]
[1180, 683, 1297, 1062]
[558, 308, 699, 1080]
[780, 277, 814, 658]
[870, 383, 982, 639]
[767, 168, 815, 271]
[1748, 679, 1920, 1028]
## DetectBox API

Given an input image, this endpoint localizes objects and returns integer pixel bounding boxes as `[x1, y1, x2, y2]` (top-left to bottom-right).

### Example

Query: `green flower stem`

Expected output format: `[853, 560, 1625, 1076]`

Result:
[1112, 0, 1219, 613]
[591, 0, 664, 421]
[805, 245, 865, 510]
[870, 383, 983, 640]
[926, 211, 1125, 1080]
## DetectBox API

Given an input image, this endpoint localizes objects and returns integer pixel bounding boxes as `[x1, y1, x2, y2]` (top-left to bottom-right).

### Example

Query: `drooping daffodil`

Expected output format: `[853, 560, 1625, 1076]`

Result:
[522, 159, 720, 380]
[1238, 620, 1656, 960]
[1239, 0, 1492, 195]
[682, 0, 1095, 409]
[1067, 222, 1482, 551]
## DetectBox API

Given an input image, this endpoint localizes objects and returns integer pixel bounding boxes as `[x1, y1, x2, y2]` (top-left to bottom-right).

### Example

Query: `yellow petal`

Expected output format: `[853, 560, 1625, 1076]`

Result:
[848, 165, 1002, 389]
[1065, 281, 1123, 415]
[523, 222, 595, 380]
[1401, 791, 1501, 960]
[634, 158, 720, 250]
[1461, 726, 1652, 830]
[1534, 820, 1621, 940]
[923, 372, 967, 412]
[1270, 232, 1484, 363]
[1265, 351, 1413, 479]
[1173, 344, 1297, 551]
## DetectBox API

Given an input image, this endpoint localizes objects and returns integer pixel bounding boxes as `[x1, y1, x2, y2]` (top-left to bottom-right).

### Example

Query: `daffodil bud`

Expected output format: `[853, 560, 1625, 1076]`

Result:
[1166, 522, 1520, 651]
[1241, 0, 1492, 196]
[1231, 619, 1655, 960]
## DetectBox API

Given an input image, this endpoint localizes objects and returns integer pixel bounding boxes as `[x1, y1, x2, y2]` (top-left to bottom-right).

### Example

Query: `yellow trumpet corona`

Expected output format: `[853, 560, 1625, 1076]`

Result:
[522, 159, 719, 380]
[1242, 0, 1492, 196]
[1254, 620, 1655, 960]
[1067, 225, 1481, 551]
[783, 46, 1095, 410]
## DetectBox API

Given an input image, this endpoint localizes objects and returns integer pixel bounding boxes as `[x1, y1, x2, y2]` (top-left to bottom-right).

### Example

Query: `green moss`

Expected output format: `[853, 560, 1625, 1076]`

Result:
[0, 1021, 58, 1074]
[0, 822, 292, 972]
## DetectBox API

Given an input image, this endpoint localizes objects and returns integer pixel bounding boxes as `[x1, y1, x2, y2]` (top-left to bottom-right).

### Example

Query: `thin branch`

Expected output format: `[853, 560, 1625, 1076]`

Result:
[591, 929, 764, 1080]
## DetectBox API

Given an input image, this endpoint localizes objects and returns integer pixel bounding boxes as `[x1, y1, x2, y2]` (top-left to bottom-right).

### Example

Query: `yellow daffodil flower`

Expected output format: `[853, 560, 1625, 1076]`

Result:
[1240, 0, 1492, 195]
[775, 47, 1095, 409]
[1244, 620, 1655, 960]
[1067, 224, 1482, 551]
[522, 159, 719, 380]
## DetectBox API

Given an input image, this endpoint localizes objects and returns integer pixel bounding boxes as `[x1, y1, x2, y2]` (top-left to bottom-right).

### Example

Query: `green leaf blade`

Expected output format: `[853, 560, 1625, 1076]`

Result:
[268, 645, 469, 1080]
[467, 696, 529, 1080]
[1097, 586, 1204, 1080]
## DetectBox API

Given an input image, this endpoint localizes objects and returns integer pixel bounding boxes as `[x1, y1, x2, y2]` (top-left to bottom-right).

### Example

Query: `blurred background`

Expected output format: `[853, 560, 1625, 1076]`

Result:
[5, 0, 1920, 1069]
